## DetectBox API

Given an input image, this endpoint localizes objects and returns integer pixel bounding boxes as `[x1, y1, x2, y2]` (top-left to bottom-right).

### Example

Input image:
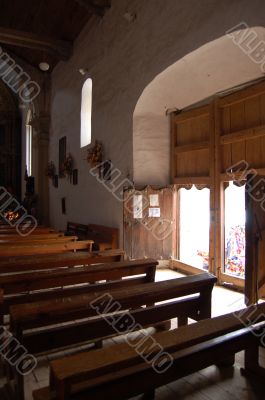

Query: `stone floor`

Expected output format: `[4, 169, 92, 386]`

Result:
[1, 268, 265, 399]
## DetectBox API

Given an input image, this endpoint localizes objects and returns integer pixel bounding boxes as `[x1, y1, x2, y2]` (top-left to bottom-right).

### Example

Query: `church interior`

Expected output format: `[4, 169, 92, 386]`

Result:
[1, 0, 265, 399]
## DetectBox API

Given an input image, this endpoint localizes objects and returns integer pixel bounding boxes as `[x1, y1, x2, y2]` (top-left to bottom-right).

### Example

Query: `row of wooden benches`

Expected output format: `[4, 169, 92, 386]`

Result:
[0, 252, 217, 399]
[2, 223, 261, 400]
[0, 225, 94, 256]
[0, 224, 125, 398]
[0, 221, 120, 253]
[0, 226, 218, 399]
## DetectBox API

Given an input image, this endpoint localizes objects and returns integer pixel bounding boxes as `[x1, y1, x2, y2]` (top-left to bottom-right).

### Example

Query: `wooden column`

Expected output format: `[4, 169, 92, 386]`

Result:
[208, 100, 216, 275]
[213, 97, 223, 281]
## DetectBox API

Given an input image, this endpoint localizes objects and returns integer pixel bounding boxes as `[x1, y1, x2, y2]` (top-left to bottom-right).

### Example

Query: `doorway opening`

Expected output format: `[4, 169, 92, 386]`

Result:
[179, 186, 210, 270]
[224, 182, 245, 278]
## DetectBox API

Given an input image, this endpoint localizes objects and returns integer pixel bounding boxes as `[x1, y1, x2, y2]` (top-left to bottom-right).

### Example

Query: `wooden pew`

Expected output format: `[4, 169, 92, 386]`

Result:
[0, 257, 149, 324]
[87, 224, 119, 250]
[0, 236, 78, 246]
[0, 239, 94, 257]
[0, 249, 125, 274]
[66, 222, 119, 250]
[33, 303, 265, 400]
[9, 272, 216, 399]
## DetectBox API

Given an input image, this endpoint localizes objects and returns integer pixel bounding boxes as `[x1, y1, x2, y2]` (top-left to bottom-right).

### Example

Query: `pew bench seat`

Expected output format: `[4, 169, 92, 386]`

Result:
[33, 303, 265, 400]
[0, 239, 94, 257]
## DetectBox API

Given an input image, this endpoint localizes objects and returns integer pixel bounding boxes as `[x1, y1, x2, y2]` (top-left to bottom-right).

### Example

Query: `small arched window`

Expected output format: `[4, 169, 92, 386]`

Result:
[26, 109, 32, 176]
[80, 78, 92, 147]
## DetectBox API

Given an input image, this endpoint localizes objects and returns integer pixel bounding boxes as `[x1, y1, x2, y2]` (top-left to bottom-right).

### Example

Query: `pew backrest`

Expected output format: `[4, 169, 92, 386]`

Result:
[0, 257, 154, 324]
[66, 222, 119, 250]
[0, 227, 56, 235]
[0, 236, 77, 246]
[0, 249, 125, 274]
[0, 239, 94, 257]
[0, 233, 64, 241]
[10, 273, 216, 353]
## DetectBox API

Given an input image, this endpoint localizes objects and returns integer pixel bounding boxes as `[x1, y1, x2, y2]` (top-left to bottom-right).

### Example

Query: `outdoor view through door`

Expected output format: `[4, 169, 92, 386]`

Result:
[179, 183, 246, 278]
[179, 186, 210, 270]
[224, 182, 245, 278]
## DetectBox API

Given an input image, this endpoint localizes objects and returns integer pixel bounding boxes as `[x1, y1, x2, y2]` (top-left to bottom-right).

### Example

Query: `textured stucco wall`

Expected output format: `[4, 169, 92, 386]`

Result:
[49, 0, 265, 239]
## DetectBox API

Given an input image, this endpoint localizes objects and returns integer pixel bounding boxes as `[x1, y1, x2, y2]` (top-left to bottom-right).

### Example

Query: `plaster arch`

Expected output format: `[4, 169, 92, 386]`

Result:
[133, 26, 265, 185]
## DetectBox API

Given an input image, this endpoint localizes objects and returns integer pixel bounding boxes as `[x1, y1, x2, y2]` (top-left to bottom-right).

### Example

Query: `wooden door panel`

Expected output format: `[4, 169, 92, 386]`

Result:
[245, 174, 265, 304]
[123, 187, 173, 260]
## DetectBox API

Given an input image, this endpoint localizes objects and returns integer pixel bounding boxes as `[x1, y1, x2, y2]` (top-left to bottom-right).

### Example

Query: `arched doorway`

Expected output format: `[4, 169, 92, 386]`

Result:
[130, 27, 265, 297]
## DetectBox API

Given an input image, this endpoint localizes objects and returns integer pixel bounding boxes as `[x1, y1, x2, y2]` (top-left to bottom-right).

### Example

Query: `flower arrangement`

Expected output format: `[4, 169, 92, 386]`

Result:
[86, 140, 103, 167]
[46, 161, 56, 178]
[62, 153, 74, 178]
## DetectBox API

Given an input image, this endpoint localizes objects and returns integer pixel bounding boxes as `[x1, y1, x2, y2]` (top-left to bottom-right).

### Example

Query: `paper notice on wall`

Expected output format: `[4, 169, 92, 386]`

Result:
[149, 207, 160, 217]
[133, 195, 143, 219]
[149, 194, 159, 207]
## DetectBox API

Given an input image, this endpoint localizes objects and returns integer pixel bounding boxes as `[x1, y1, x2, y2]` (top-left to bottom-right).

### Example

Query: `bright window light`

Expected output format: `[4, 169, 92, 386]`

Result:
[224, 181, 245, 278]
[80, 78, 92, 148]
[179, 185, 210, 270]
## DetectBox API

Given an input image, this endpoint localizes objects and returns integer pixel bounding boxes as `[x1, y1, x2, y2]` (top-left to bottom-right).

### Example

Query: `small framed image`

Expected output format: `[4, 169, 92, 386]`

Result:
[73, 169, 78, 185]
[59, 136, 66, 178]
[148, 207, 160, 218]
[61, 197, 66, 214]
[149, 194, 159, 207]
[0, 124, 5, 146]
[133, 195, 143, 219]
[103, 160, 112, 181]
[53, 175, 58, 188]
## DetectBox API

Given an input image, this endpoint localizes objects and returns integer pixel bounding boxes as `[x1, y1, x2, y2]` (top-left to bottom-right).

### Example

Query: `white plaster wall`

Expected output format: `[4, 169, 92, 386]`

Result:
[133, 114, 170, 185]
[49, 0, 265, 238]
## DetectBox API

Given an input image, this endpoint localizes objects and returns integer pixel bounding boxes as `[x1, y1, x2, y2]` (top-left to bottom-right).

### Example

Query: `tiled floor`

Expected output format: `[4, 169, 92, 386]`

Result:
[1, 268, 264, 399]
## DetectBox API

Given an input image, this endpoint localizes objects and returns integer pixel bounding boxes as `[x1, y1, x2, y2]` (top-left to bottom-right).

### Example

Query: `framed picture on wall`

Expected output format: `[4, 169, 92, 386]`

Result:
[102, 160, 112, 181]
[73, 169, 78, 185]
[61, 197, 66, 214]
[59, 136, 66, 178]
[53, 175, 58, 188]
[0, 125, 5, 146]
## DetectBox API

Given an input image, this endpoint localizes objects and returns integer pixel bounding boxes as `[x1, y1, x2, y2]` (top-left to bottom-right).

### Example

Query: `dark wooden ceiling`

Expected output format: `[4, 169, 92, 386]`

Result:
[0, 0, 110, 71]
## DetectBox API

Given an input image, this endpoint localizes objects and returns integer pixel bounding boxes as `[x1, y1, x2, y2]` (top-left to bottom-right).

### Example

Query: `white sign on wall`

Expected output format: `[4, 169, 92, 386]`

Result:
[149, 194, 159, 207]
[133, 195, 143, 219]
[149, 207, 160, 217]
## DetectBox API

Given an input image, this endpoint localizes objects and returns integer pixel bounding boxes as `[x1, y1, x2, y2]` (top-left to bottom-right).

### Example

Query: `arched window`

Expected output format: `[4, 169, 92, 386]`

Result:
[26, 109, 32, 176]
[80, 78, 92, 147]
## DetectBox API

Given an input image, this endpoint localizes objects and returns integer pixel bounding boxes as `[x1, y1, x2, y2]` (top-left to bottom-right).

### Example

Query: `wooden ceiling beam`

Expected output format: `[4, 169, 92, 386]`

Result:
[74, 0, 109, 16]
[0, 27, 72, 60]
